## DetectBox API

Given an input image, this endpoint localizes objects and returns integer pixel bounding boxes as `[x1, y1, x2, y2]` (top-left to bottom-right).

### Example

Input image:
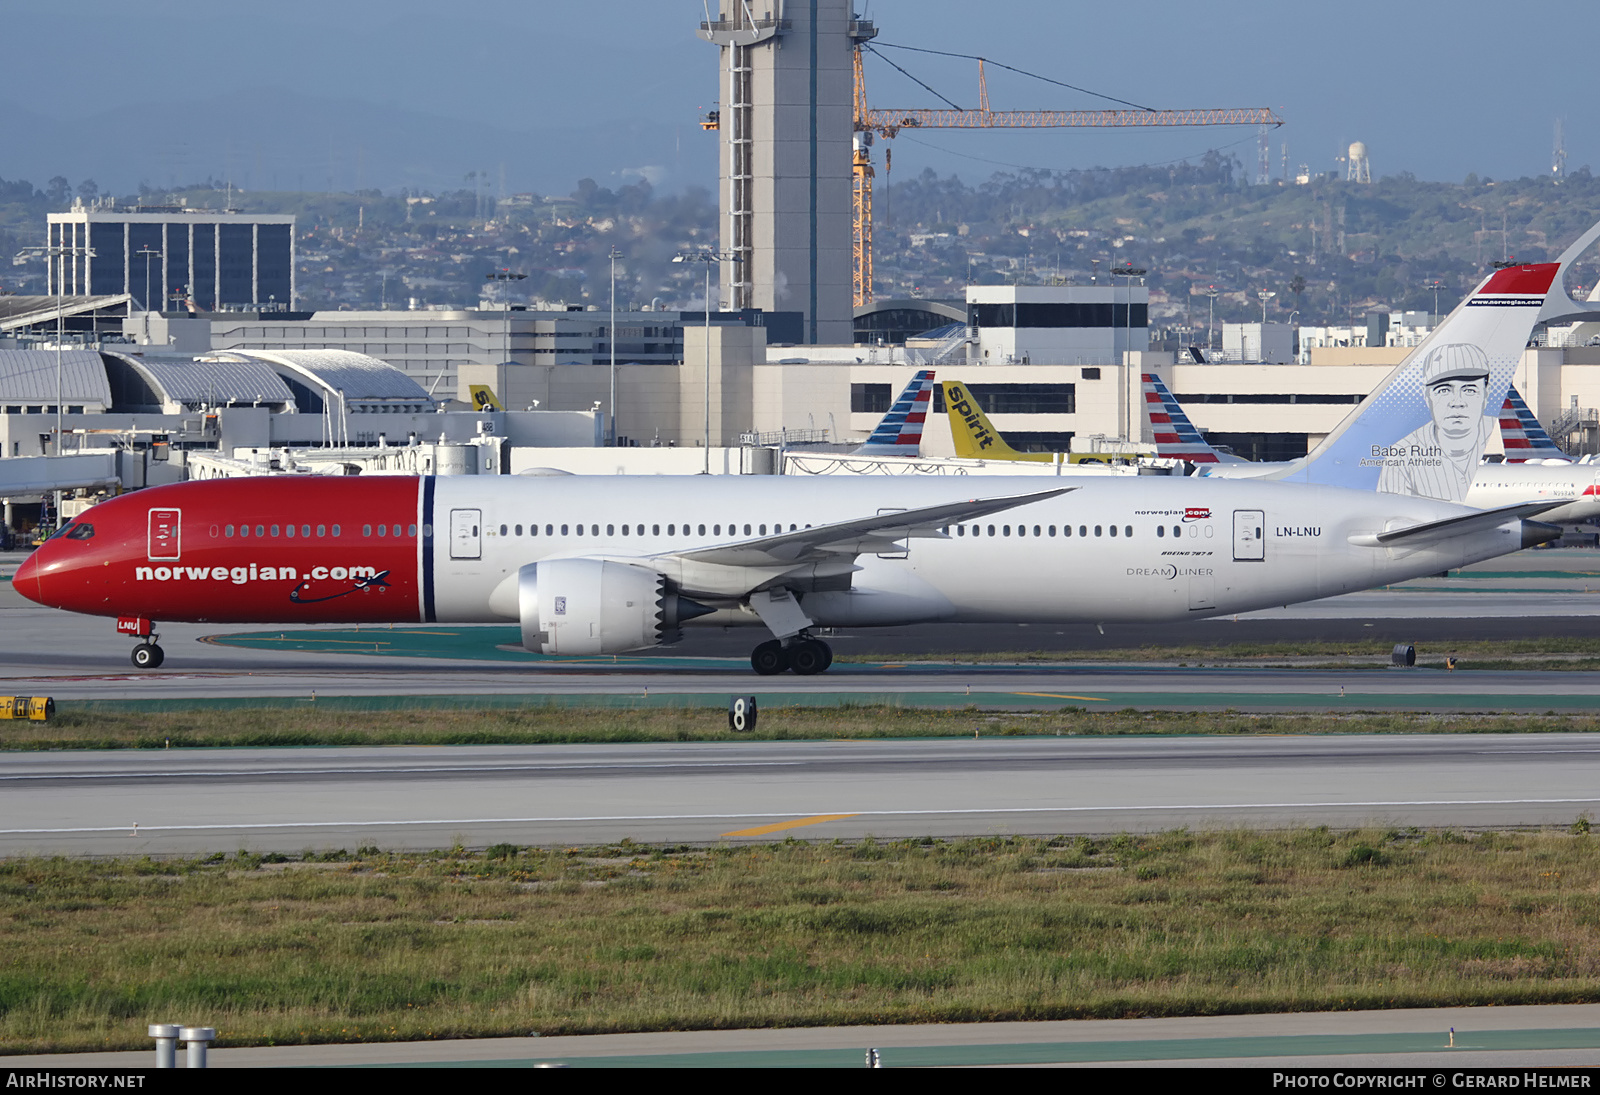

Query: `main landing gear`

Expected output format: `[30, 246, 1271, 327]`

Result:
[750, 633, 834, 676]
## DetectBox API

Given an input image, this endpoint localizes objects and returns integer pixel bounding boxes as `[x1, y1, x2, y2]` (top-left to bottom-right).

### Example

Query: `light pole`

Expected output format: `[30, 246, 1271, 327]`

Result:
[1258, 290, 1277, 325]
[1114, 265, 1146, 444]
[1205, 285, 1219, 351]
[609, 246, 622, 446]
[135, 245, 159, 344]
[673, 249, 739, 473]
[1428, 279, 1445, 324]
[484, 270, 527, 372]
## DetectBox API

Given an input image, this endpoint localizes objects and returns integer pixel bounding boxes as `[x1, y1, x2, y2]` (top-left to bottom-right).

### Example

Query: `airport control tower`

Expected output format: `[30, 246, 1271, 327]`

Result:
[698, 1, 871, 345]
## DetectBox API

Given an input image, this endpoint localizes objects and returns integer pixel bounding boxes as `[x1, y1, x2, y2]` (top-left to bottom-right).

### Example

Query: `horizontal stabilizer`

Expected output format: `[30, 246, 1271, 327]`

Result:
[1347, 500, 1568, 549]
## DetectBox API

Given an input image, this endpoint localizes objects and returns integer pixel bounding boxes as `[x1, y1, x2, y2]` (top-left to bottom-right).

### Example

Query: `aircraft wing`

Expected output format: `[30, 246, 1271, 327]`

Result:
[1348, 500, 1567, 549]
[667, 487, 1073, 568]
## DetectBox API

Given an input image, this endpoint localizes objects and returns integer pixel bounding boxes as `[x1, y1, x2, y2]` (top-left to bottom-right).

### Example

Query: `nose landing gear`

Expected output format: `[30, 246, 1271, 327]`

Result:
[749, 633, 833, 676]
[117, 617, 164, 669]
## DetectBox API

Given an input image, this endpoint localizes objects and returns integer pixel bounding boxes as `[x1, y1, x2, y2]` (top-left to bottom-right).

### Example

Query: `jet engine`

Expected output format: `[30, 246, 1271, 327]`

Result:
[507, 559, 712, 655]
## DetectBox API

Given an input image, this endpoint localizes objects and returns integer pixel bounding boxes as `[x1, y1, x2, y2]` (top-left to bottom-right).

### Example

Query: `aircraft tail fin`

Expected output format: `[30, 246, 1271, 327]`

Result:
[1499, 385, 1568, 461]
[943, 381, 1052, 461]
[1273, 227, 1600, 501]
[1142, 372, 1224, 463]
[851, 369, 936, 456]
[468, 384, 506, 412]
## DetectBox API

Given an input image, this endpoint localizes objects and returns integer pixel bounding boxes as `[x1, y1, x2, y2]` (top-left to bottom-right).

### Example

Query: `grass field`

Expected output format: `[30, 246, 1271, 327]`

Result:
[2, 828, 1597, 1054]
[5, 705, 1600, 750]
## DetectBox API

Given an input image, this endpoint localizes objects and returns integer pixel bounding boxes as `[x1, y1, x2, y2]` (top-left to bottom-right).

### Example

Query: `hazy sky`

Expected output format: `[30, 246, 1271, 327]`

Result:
[0, 0, 1590, 196]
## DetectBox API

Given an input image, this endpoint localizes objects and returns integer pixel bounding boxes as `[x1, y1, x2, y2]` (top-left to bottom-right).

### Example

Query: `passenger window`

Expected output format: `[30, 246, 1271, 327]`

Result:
[1158, 525, 1166, 538]
[286, 524, 296, 538]
[1079, 526, 1087, 537]
[363, 524, 372, 537]
[1033, 525, 1041, 537]
[256, 525, 265, 537]
[317, 525, 326, 537]
[1095, 526, 1102, 537]
[576, 525, 584, 537]
[698, 524, 706, 535]
[759, 524, 766, 535]
[561, 524, 569, 535]
[987, 525, 995, 537]
[270, 525, 280, 537]
[377, 524, 386, 537]
[1110, 526, 1118, 537]
[499, 524, 507, 537]
[667, 524, 675, 535]
[714, 524, 721, 535]
[394, 525, 402, 537]
[225, 524, 234, 537]
[744, 524, 752, 535]
[607, 524, 615, 536]
[1003, 525, 1011, 537]
[1048, 526, 1056, 537]
[591, 524, 599, 536]
[302, 525, 310, 537]
[1173, 525, 1181, 537]
[1125, 525, 1132, 537]
[515, 524, 522, 536]
[332, 525, 341, 537]
[637, 525, 645, 535]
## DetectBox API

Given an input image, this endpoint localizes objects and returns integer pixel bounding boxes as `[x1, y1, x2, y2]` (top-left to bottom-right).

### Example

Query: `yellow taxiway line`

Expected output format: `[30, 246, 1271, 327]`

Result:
[722, 813, 859, 837]
[1011, 692, 1109, 702]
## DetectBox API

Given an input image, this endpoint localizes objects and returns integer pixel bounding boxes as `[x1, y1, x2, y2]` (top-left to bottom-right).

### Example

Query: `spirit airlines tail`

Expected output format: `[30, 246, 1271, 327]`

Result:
[943, 382, 1053, 462]
[15, 222, 1600, 675]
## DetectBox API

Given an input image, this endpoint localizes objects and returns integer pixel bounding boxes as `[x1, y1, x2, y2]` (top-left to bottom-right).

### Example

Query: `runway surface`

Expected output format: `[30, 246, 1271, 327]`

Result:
[9, 1003, 1600, 1067]
[6, 733, 1600, 856]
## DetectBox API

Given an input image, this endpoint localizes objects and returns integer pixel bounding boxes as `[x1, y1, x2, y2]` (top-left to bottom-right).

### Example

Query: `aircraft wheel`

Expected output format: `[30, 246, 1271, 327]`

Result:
[131, 643, 164, 669]
[750, 639, 788, 676]
[789, 639, 831, 676]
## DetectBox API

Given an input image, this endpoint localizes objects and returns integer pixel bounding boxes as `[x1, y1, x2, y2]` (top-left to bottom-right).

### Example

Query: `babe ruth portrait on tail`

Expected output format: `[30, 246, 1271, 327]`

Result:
[1376, 343, 1497, 502]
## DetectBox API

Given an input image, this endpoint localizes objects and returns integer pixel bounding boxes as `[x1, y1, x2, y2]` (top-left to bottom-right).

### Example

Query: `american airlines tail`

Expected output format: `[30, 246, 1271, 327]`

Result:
[1499, 385, 1569, 462]
[1141, 372, 1245, 464]
[942, 381, 1053, 462]
[851, 370, 937, 456]
[1272, 223, 1600, 502]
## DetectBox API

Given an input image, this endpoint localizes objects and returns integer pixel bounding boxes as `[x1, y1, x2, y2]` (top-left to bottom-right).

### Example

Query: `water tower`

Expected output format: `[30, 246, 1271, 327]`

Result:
[1347, 141, 1371, 183]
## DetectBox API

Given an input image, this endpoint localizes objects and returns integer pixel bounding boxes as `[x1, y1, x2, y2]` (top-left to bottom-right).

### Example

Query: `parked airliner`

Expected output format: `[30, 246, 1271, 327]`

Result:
[15, 223, 1600, 674]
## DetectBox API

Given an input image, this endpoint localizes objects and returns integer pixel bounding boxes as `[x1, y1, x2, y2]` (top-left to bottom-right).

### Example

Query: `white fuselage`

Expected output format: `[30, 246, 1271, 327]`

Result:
[425, 474, 1532, 629]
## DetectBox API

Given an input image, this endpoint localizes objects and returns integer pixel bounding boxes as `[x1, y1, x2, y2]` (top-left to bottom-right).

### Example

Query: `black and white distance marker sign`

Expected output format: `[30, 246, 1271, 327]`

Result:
[728, 695, 758, 733]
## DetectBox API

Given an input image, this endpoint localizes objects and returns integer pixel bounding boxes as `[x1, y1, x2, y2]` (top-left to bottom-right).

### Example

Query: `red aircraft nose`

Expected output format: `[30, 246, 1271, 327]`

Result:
[13, 548, 43, 605]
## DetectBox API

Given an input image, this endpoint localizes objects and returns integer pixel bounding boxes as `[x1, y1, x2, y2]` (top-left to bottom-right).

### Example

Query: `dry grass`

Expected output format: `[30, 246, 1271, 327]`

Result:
[4, 706, 1600, 751]
[2, 827, 1598, 1053]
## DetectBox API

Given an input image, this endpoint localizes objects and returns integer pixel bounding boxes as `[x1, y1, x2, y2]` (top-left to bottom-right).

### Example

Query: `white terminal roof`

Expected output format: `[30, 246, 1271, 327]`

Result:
[0, 350, 114, 406]
[106, 352, 294, 408]
[203, 349, 435, 411]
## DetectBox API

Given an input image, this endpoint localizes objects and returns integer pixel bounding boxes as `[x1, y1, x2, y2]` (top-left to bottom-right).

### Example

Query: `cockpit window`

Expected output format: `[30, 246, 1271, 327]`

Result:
[48, 522, 94, 541]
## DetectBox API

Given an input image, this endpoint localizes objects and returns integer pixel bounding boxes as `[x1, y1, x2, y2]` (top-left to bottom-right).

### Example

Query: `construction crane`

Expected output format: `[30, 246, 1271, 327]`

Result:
[852, 49, 1284, 306]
